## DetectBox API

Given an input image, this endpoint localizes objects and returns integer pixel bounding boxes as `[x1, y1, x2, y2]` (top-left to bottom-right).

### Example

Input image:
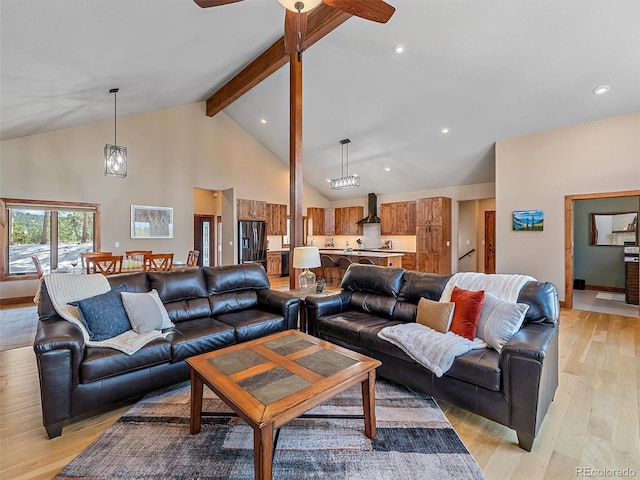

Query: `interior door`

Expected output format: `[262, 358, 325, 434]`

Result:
[193, 215, 213, 267]
[485, 210, 496, 274]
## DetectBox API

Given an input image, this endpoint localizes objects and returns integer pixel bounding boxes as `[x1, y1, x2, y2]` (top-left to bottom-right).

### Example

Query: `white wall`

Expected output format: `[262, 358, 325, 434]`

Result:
[496, 112, 640, 300]
[0, 102, 328, 299]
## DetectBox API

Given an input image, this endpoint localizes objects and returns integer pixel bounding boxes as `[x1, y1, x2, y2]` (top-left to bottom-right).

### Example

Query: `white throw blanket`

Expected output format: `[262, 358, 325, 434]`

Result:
[44, 273, 164, 355]
[439, 272, 536, 303]
[378, 323, 487, 377]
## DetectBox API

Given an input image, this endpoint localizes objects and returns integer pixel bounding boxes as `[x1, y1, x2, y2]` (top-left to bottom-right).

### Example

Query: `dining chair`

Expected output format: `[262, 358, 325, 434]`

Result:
[320, 255, 337, 284]
[87, 255, 123, 275]
[186, 250, 200, 267]
[337, 256, 353, 282]
[144, 253, 174, 272]
[81, 252, 113, 273]
[125, 250, 152, 262]
[31, 255, 44, 278]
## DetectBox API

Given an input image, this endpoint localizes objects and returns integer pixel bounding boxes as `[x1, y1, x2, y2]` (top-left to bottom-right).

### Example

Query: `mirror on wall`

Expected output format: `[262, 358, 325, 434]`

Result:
[590, 211, 638, 245]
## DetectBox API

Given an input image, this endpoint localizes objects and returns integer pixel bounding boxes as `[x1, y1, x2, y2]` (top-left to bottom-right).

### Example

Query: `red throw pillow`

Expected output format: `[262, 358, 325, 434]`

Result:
[449, 286, 485, 340]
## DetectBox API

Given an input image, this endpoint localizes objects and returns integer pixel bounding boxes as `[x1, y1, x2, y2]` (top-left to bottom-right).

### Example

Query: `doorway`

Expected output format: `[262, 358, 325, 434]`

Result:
[564, 189, 639, 316]
[194, 215, 214, 267]
[484, 210, 496, 274]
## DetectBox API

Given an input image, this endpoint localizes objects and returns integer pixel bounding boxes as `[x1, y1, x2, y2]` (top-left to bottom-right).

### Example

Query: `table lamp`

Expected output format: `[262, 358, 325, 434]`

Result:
[292, 246, 321, 291]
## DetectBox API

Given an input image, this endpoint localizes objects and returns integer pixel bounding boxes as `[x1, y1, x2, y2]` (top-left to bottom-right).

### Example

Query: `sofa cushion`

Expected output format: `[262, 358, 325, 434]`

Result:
[316, 311, 395, 346]
[203, 264, 270, 295]
[398, 271, 451, 304]
[121, 289, 174, 334]
[449, 287, 485, 340]
[341, 264, 405, 298]
[349, 291, 397, 318]
[477, 293, 529, 352]
[148, 270, 208, 302]
[70, 284, 130, 341]
[214, 309, 285, 343]
[168, 317, 236, 362]
[107, 272, 149, 293]
[80, 337, 172, 383]
[209, 291, 259, 316]
[416, 297, 454, 333]
[164, 297, 212, 323]
[517, 281, 559, 325]
[446, 348, 501, 392]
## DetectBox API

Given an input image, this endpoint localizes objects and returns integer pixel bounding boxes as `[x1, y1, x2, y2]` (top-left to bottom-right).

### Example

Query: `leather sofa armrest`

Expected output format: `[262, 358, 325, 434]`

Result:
[501, 322, 559, 443]
[34, 318, 86, 375]
[305, 292, 352, 336]
[33, 318, 86, 437]
[256, 289, 300, 330]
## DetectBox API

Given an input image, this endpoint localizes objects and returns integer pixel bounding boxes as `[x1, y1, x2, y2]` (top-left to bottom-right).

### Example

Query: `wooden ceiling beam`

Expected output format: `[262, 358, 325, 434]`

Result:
[205, 3, 351, 117]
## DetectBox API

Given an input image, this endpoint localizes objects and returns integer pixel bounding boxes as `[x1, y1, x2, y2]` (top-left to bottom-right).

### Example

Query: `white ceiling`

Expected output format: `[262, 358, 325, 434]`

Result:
[2, 0, 639, 200]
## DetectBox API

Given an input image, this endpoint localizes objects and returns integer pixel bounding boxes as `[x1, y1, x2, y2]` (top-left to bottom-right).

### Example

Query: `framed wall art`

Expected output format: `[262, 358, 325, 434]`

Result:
[131, 205, 173, 239]
[513, 209, 544, 231]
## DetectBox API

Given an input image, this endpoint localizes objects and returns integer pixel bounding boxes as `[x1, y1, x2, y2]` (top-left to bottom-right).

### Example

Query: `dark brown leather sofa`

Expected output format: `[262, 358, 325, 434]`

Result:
[34, 263, 299, 438]
[305, 264, 559, 451]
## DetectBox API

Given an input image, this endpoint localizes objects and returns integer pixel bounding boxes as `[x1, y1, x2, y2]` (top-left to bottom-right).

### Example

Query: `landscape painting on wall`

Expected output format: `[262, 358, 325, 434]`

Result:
[513, 210, 544, 231]
[131, 205, 173, 238]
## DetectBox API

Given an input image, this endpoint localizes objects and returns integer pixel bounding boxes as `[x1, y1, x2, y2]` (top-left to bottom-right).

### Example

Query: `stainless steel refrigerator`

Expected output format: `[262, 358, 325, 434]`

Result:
[238, 221, 267, 269]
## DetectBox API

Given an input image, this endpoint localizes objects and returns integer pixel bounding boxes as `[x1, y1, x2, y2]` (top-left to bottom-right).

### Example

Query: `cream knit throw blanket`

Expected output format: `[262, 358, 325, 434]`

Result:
[439, 272, 536, 303]
[44, 273, 164, 355]
[378, 324, 487, 377]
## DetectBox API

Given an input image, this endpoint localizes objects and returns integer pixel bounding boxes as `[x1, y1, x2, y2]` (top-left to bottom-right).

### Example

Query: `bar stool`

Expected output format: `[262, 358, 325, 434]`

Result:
[337, 256, 353, 282]
[320, 255, 337, 284]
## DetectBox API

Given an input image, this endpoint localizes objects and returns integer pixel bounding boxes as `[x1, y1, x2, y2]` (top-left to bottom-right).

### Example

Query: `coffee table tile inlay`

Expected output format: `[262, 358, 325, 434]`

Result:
[187, 330, 381, 480]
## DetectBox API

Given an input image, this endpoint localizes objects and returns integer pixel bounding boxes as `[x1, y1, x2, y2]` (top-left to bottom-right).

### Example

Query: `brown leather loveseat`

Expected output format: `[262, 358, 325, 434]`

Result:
[305, 264, 559, 451]
[34, 263, 299, 438]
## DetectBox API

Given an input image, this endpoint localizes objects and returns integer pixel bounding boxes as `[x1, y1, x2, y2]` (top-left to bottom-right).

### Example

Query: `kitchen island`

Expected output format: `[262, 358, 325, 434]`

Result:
[318, 249, 404, 268]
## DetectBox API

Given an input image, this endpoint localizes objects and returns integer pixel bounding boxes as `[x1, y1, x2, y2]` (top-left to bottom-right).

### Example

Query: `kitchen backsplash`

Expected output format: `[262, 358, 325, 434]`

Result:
[308, 224, 416, 252]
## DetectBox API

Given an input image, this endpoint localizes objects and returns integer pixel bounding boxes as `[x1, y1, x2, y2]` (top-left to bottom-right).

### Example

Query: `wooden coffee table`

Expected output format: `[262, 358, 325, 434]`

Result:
[186, 330, 381, 480]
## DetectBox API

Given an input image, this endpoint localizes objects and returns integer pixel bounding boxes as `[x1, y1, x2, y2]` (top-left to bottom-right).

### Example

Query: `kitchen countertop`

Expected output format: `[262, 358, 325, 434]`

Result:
[319, 249, 404, 258]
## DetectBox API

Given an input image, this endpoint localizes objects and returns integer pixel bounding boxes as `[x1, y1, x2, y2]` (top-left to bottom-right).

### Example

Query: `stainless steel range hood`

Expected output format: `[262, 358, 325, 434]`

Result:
[357, 193, 380, 224]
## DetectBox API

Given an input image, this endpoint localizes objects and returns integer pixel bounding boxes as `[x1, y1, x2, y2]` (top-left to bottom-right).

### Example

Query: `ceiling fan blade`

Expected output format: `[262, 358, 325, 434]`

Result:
[323, 0, 395, 23]
[194, 0, 244, 8]
[284, 10, 308, 55]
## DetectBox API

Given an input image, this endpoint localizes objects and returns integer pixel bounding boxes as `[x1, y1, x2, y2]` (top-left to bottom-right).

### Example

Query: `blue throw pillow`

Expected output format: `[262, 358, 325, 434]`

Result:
[69, 284, 131, 341]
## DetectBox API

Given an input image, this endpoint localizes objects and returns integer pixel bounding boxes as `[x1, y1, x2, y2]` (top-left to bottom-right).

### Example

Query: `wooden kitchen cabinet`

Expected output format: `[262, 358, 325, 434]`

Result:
[401, 253, 416, 271]
[266, 203, 287, 235]
[266, 251, 282, 277]
[307, 207, 335, 236]
[237, 199, 266, 221]
[380, 201, 417, 235]
[416, 197, 451, 274]
[334, 206, 363, 236]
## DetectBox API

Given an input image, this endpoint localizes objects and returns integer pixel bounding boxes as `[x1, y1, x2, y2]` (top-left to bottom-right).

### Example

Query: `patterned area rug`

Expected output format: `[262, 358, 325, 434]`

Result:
[55, 380, 485, 480]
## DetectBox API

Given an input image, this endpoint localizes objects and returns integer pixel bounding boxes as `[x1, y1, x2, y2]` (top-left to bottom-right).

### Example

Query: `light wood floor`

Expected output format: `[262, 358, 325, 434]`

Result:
[1, 293, 639, 479]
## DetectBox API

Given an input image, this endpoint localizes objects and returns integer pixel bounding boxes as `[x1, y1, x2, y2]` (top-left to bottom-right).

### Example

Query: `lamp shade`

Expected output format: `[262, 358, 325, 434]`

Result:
[292, 246, 321, 269]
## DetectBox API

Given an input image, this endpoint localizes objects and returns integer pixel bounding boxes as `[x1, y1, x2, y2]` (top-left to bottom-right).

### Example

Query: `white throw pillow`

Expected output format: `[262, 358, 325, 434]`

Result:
[476, 292, 529, 352]
[121, 289, 174, 334]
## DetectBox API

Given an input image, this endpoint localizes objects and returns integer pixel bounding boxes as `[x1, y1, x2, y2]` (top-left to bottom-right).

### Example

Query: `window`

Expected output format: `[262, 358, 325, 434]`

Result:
[1, 199, 101, 279]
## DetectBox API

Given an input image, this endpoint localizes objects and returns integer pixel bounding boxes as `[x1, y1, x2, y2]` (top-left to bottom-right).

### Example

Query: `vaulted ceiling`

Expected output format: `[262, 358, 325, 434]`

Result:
[2, 0, 639, 200]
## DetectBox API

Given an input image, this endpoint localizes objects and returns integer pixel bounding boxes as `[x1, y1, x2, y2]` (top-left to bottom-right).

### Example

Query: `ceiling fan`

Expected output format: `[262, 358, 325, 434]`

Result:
[194, 0, 396, 54]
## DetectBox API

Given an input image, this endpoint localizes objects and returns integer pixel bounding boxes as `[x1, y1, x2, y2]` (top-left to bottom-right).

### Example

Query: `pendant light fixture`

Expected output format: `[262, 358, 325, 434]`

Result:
[104, 88, 127, 178]
[330, 138, 360, 190]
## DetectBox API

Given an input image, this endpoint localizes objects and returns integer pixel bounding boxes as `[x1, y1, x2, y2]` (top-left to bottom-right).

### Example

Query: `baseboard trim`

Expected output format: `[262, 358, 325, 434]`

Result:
[585, 285, 625, 293]
[0, 296, 34, 306]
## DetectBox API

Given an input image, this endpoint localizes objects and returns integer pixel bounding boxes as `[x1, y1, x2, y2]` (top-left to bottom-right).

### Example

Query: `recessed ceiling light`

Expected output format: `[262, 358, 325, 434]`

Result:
[593, 85, 610, 95]
[441, 127, 450, 134]
[394, 44, 405, 54]
[384, 167, 391, 172]
[260, 118, 267, 124]
[326, 179, 331, 183]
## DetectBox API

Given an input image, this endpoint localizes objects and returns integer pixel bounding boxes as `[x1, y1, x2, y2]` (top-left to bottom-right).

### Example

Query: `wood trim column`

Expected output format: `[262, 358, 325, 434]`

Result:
[289, 51, 303, 289]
